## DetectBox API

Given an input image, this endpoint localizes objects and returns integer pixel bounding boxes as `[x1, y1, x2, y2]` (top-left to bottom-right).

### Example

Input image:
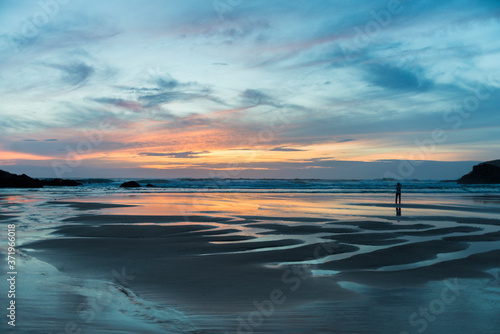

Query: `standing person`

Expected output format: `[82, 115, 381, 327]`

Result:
[395, 183, 402, 205]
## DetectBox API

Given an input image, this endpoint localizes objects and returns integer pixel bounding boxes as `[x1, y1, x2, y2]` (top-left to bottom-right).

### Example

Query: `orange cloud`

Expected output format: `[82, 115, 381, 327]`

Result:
[0, 151, 53, 162]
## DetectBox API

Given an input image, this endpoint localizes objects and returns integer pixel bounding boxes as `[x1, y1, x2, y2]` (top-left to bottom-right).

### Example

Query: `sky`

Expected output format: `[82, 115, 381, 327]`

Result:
[0, 0, 499, 179]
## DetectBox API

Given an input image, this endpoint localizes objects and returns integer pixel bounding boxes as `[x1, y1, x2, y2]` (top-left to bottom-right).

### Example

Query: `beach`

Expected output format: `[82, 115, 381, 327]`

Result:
[3, 0, 500, 332]
[1, 190, 500, 333]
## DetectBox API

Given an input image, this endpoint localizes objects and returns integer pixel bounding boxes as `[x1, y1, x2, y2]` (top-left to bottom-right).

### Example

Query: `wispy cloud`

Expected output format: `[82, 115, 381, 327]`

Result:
[363, 63, 432, 91]
[0, 0, 499, 178]
[270, 147, 305, 152]
[138, 91, 211, 107]
[45, 62, 94, 86]
[92, 98, 145, 112]
[139, 151, 208, 159]
[240, 89, 281, 108]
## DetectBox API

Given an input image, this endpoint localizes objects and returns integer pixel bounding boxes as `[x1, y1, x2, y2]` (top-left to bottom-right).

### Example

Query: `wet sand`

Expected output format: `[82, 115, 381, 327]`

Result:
[2, 192, 500, 333]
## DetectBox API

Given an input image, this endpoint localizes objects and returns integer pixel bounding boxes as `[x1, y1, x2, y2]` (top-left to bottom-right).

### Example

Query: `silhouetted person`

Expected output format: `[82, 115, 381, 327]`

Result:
[395, 183, 402, 205]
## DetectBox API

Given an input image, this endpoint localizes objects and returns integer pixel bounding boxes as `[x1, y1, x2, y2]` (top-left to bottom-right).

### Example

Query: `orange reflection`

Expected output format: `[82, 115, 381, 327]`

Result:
[65, 193, 341, 219]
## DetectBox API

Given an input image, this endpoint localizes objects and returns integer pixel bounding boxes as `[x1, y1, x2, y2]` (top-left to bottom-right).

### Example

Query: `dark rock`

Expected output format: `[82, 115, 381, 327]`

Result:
[120, 181, 141, 188]
[145, 183, 157, 187]
[41, 178, 82, 187]
[458, 160, 500, 184]
[0, 169, 43, 188]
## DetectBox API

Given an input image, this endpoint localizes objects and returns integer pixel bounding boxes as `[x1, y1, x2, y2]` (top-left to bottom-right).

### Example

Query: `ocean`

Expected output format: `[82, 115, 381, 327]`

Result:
[34, 178, 500, 194]
[1, 179, 500, 333]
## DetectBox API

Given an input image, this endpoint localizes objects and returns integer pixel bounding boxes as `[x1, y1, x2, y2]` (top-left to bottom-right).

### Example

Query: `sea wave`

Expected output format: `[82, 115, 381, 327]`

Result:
[26, 179, 500, 194]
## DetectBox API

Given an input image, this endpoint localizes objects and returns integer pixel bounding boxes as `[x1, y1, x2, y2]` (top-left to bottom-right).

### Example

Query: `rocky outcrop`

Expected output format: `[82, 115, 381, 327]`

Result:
[120, 181, 141, 188]
[0, 169, 43, 188]
[145, 183, 157, 187]
[41, 178, 83, 187]
[458, 160, 500, 184]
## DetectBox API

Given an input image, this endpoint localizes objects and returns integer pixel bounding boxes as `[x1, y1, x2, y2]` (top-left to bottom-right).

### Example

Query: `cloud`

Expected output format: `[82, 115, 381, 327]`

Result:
[0, 117, 50, 134]
[1, 0, 499, 178]
[91, 72, 218, 116]
[51, 103, 129, 130]
[139, 151, 208, 159]
[363, 63, 432, 91]
[44, 139, 58, 142]
[270, 147, 305, 152]
[240, 89, 280, 107]
[156, 76, 180, 90]
[138, 91, 211, 107]
[46, 62, 95, 86]
[120, 73, 226, 108]
[181, 17, 271, 45]
[93, 98, 145, 112]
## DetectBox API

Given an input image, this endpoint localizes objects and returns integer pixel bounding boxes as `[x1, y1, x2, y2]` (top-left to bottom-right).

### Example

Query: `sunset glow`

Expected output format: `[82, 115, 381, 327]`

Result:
[1, 0, 499, 179]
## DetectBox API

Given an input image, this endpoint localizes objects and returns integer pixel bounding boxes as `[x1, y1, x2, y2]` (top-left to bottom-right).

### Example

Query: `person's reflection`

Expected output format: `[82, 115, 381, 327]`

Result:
[396, 207, 402, 217]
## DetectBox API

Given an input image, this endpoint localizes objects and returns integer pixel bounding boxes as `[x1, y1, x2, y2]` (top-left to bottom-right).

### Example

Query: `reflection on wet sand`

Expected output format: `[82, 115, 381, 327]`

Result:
[3, 192, 499, 333]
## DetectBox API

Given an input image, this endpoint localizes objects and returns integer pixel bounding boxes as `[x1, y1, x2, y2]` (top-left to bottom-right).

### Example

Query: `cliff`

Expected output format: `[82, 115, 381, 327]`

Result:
[0, 169, 82, 188]
[0, 169, 43, 188]
[458, 160, 500, 184]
